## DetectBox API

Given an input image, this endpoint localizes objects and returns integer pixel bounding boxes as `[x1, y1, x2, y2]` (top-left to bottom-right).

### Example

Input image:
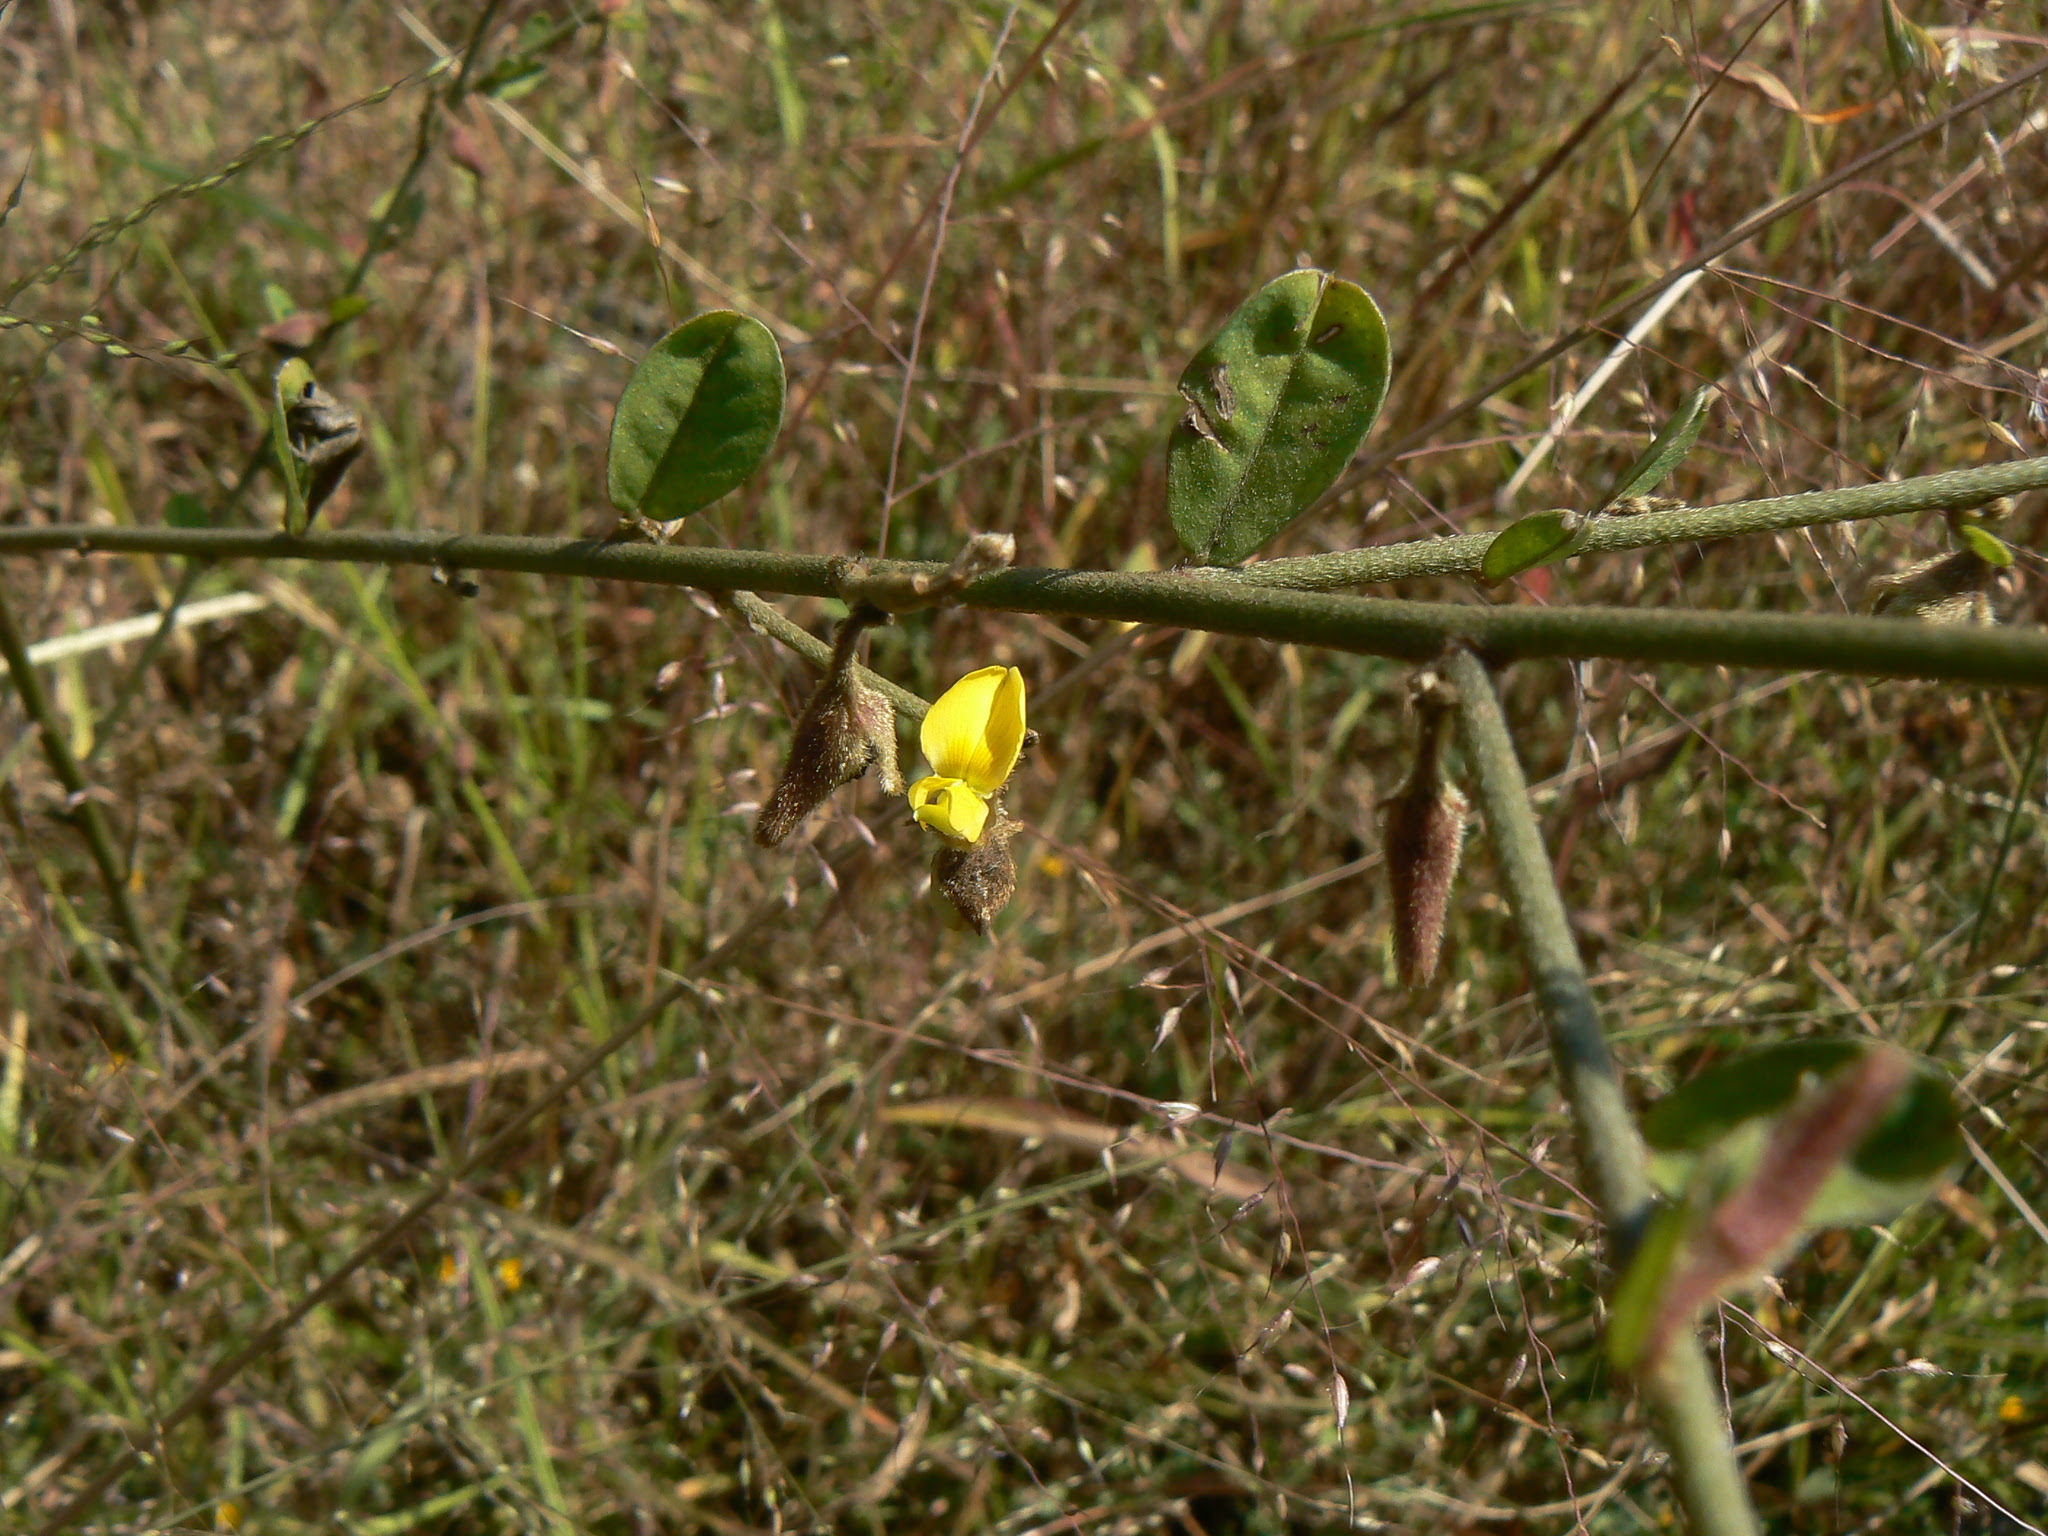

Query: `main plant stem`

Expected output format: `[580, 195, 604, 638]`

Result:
[1444, 645, 1760, 1536]
[8, 522, 2048, 688]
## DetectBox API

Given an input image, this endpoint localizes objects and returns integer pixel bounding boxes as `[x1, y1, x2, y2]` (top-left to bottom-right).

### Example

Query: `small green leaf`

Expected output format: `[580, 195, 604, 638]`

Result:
[1957, 522, 2014, 567]
[1480, 509, 1589, 583]
[1167, 270, 1391, 566]
[164, 492, 209, 529]
[328, 293, 372, 326]
[606, 311, 785, 519]
[1642, 1039, 1865, 1166]
[273, 357, 314, 535]
[1604, 384, 1715, 508]
[1642, 1039, 1961, 1226]
[261, 282, 297, 324]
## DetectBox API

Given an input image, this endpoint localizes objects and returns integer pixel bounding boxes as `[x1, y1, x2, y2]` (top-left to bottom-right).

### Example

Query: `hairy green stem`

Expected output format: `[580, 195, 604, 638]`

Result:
[1234, 455, 2048, 591]
[8, 523, 2048, 687]
[1445, 645, 1760, 1536]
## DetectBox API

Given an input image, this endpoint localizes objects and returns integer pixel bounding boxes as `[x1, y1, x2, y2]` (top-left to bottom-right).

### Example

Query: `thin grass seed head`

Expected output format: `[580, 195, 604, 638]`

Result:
[908, 665, 1026, 846]
[1383, 668, 1468, 988]
[754, 613, 902, 848]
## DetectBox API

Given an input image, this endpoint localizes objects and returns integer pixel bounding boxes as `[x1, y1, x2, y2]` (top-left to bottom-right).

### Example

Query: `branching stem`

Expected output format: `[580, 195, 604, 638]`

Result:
[8, 517, 2048, 687]
[1446, 644, 1760, 1536]
[1233, 454, 2048, 591]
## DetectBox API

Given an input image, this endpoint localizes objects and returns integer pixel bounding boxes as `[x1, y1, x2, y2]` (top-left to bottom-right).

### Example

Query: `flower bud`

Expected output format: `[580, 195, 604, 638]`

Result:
[930, 808, 1018, 935]
[753, 615, 902, 848]
[1382, 670, 1468, 988]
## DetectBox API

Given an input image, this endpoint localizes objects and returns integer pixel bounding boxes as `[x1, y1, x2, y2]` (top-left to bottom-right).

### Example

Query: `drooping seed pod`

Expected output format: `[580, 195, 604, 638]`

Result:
[753, 612, 902, 848]
[930, 807, 1019, 935]
[1382, 669, 1468, 988]
[1864, 547, 1998, 626]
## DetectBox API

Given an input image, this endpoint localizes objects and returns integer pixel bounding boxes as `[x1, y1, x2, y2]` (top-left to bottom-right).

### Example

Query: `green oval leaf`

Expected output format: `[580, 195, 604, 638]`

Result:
[1479, 509, 1588, 583]
[1167, 270, 1391, 566]
[1604, 384, 1715, 508]
[606, 311, 785, 519]
[1957, 521, 2014, 567]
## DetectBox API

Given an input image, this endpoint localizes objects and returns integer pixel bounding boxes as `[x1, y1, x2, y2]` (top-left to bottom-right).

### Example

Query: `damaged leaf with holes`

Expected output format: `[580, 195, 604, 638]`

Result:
[1167, 269, 1391, 565]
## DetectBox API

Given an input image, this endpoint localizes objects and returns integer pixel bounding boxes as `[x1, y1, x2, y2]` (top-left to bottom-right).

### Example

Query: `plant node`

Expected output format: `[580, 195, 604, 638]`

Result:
[834, 531, 1015, 612]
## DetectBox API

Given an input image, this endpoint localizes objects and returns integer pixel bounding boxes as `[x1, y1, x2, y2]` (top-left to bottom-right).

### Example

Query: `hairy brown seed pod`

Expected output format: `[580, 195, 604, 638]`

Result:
[1864, 548, 1998, 626]
[1382, 669, 1468, 988]
[931, 808, 1019, 935]
[753, 612, 901, 848]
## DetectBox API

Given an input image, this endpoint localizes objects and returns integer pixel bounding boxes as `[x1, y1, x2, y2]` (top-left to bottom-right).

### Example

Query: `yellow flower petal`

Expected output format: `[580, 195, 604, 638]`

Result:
[920, 665, 1026, 795]
[909, 775, 990, 844]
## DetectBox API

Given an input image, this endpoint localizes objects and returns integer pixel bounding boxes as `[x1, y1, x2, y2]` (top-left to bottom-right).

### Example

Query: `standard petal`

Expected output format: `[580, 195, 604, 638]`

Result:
[910, 778, 990, 844]
[920, 666, 1011, 784]
[968, 667, 1027, 795]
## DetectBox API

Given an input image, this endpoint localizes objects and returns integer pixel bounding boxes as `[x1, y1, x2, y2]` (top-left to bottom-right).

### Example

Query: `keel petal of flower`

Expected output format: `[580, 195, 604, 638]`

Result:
[909, 775, 991, 844]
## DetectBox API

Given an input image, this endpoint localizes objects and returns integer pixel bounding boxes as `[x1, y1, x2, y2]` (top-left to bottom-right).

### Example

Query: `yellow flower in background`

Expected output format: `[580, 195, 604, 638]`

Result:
[908, 666, 1026, 845]
[1998, 1394, 2025, 1424]
[497, 1256, 524, 1293]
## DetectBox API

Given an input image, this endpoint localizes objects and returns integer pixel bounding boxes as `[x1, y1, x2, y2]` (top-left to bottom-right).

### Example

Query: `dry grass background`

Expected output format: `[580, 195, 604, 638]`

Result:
[3, 0, 2047, 1531]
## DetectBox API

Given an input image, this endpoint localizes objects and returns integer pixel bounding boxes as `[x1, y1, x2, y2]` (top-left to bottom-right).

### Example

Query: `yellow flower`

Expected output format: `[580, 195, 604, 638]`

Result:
[1997, 1393, 2025, 1424]
[497, 1256, 524, 1293]
[908, 666, 1025, 845]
